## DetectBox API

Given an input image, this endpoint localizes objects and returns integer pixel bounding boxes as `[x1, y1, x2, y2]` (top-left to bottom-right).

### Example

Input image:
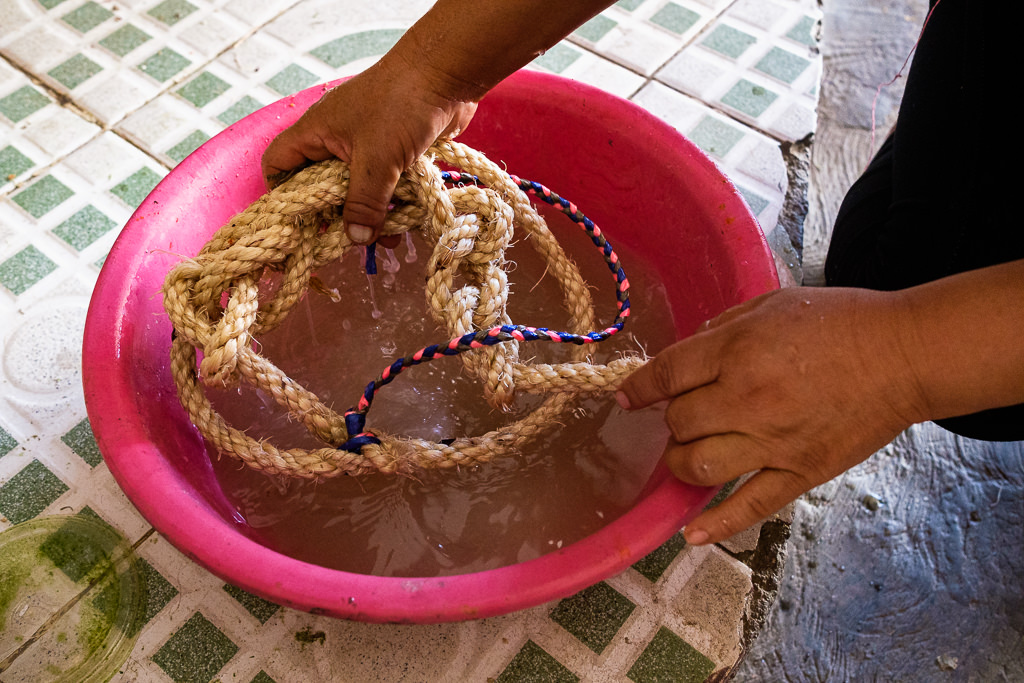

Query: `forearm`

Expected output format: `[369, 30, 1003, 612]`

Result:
[896, 258, 1024, 421]
[382, 0, 616, 103]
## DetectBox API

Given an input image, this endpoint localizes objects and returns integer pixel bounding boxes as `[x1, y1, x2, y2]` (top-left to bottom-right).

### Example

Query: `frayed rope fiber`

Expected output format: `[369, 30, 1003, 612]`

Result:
[163, 140, 646, 478]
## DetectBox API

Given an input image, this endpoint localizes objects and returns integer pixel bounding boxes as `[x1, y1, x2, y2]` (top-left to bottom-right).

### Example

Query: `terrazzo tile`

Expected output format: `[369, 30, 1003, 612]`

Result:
[719, 78, 778, 117]
[650, 2, 702, 35]
[0, 459, 69, 524]
[533, 43, 583, 75]
[0, 245, 59, 294]
[176, 70, 231, 108]
[48, 53, 103, 90]
[147, 0, 198, 26]
[137, 47, 191, 82]
[755, 46, 811, 83]
[99, 23, 153, 57]
[634, 531, 688, 582]
[166, 129, 209, 162]
[60, 418, 102, 467]
[11, 174, 74, 218]
[551, 581, 636, 654]
[310, 29, 405, 68]
[265, 63, 321, 96]
[627, 627, 715, 683]
[38, 511, 115, 581]
[786, 14, 819, 46]
[223, 583, 281, 624]
[152, 612, 239, 682]
[689, 114, 745, 157]
[218, 94, 262, 125]
[51, 204, 117, 251]
[0, 145, 34, 181]
[574, 14, 619, 43]
[18, 106, 100, 159]
[61, 1, 115, 33]
[0, 85, 51, 123]
[138, 558, 180, 623]
[672, 546, 751, 665]
[110, 166, 164, 207]
[0, 426, 17, 458]
[497, 640, 579, 683]
[702, 23, 757, 59]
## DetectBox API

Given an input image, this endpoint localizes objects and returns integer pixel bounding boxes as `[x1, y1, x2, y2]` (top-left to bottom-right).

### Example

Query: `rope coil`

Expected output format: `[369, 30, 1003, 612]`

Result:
[163, 140, 646, 477]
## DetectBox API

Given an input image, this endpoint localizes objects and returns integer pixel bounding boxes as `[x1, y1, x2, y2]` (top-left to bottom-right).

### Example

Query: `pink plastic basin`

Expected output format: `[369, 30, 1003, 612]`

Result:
[83, 70, 778, 623]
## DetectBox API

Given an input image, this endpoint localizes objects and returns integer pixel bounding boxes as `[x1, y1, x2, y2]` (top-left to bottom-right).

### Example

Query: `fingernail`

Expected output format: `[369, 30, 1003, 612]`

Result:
[348, 224, 373, 244]
[685, 528, 709, 545]
[615, 391, 631, 410]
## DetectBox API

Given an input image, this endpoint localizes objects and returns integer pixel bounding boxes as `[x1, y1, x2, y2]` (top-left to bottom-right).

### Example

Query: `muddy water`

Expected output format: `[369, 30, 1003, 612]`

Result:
[204, 209, 680, 577]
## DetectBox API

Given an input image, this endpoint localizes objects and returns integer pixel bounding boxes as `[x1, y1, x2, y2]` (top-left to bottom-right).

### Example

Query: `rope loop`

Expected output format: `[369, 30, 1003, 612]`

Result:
[163, 141, 646, 477]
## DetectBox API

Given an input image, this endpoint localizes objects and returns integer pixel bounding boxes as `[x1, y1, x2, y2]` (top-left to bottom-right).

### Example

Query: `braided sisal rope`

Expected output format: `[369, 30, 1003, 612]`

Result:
[163, 140, 645, 478]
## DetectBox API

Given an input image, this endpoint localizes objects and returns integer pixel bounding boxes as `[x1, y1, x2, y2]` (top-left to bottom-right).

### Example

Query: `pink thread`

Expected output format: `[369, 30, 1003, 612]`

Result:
[868, 0, 942, 162]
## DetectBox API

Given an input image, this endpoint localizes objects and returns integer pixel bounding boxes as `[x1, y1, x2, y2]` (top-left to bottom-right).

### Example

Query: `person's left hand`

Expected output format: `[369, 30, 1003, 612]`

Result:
[616, 286, 927, 545]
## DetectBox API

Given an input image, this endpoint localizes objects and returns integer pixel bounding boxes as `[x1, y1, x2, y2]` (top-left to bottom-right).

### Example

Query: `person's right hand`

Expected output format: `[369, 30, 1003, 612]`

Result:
[261, 55, 478, 246]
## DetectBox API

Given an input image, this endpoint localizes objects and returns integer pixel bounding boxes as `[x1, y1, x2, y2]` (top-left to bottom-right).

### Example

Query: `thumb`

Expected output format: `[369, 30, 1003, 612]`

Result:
[343, 149, 403, 245]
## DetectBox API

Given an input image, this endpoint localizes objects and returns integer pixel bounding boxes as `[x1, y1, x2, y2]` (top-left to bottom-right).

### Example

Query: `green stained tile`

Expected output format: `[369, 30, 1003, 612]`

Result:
[111, 167, 162, 207]
[496, 640, 578, 683]
[37, 0, 69, 9]
[177, 71, 230, 108]
[574, 14, 617, 43]
[61, 418, 103, 467]
[702, 24, 756, 59]
[616, 0, 645, 10]
[38, 514, 115, 582]
[266, 64, 319, 96]
[650, 2, 700, 35]
[147, 0, 197, 25]
[633, 531, 687, 581]
[53, 205, 117, 251]
[550, 581, 635, 654]
[100, 24, 151, 57]
[787, 15, 819, 47]
[223, 584, 280, 623]
[138, 558, 178, 624]
[138, 48, 190, 82]
[755, 46, 811, 83]
[12, 174, 74, 218]
[0, 245, 58, 295]
[48, 54, 103, 90]
[251, 673, 276, 683]
[0, 426, 17, 457]
[721, 78, 778, 118]
[628, 627, 715, 683]
[737, 186, 769, 216]
[218, 95, 262, 125]
[61, 1, 113, 33]
[311, 28, 404, 68]
[152, 612, 238, 682]
[167, 130, 209, 162]
[0, 86, 51, 123]
[0, 460, 68, 524]
[1, 145, 34, 180]
[688, 115, 743, 158]
[533, 43, 581, 74]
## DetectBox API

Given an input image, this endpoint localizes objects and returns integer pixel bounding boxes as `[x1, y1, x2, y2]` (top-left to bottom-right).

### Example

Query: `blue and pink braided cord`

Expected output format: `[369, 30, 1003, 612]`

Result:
[340, 172, 631, 453]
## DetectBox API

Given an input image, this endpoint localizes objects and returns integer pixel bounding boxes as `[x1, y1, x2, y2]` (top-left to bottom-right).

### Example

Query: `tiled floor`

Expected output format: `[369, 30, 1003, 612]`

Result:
[1, 0, 819, 680]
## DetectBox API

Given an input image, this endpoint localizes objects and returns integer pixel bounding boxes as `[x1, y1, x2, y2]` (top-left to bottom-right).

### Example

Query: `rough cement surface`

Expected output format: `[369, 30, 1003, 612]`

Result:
[734, 0, 1024, 679]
